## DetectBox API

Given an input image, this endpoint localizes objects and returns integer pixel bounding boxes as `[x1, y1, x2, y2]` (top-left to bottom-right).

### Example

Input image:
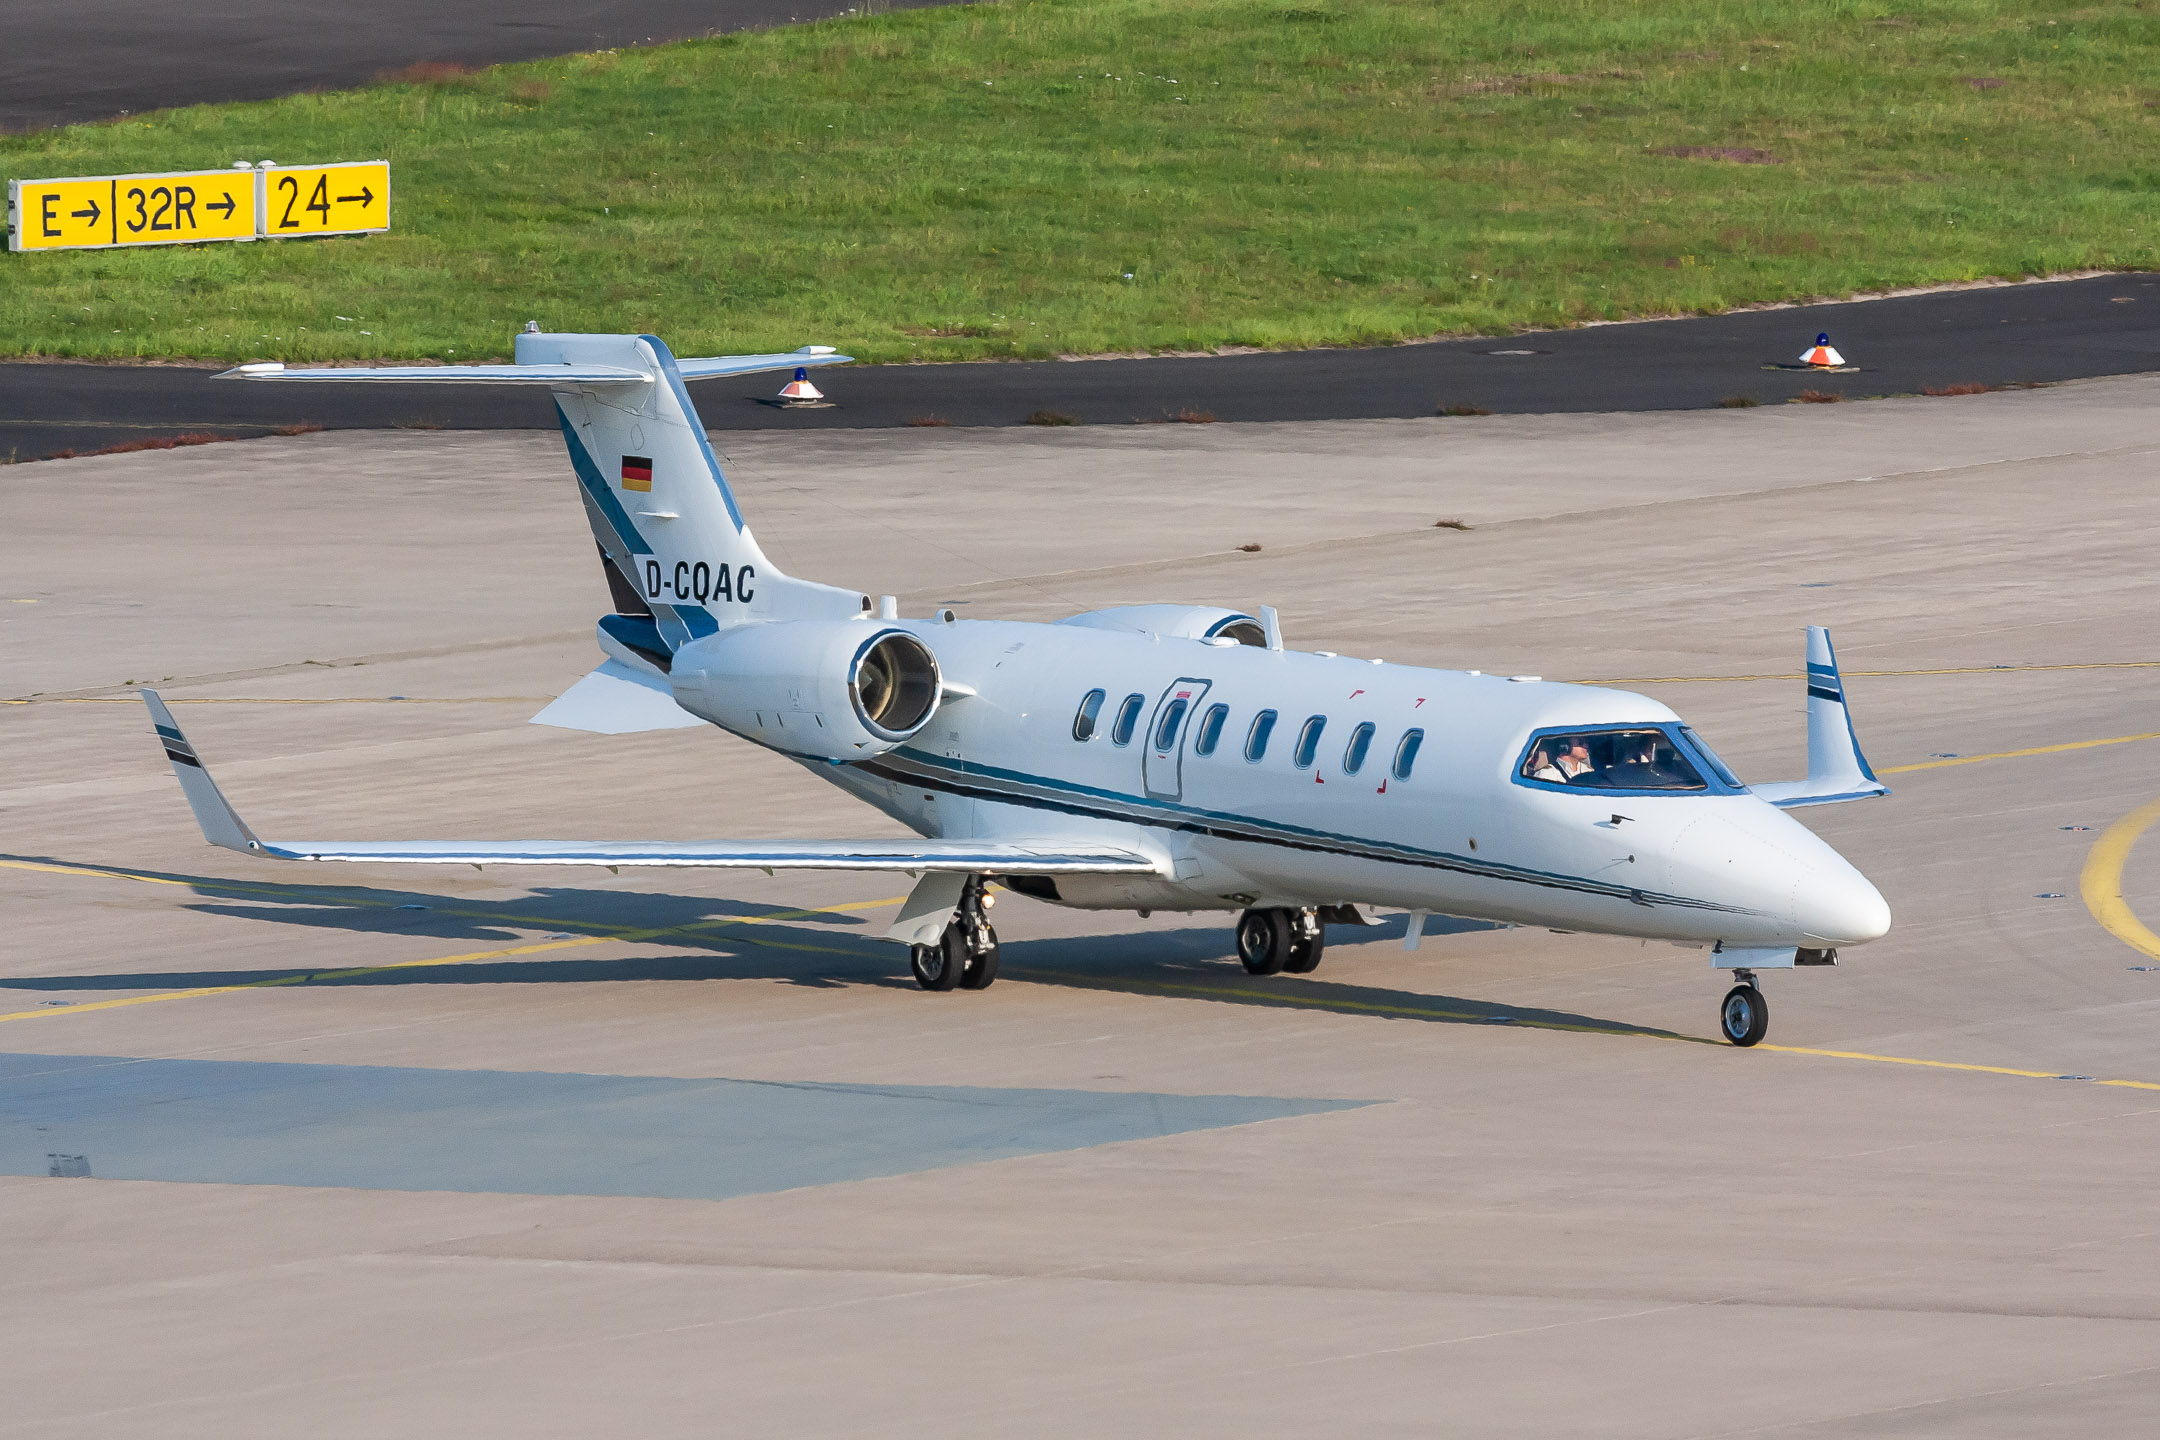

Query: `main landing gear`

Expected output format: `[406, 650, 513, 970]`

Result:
[1236, 907, 1325, 976]
[1719, 970, 1768, 1047]
[909, 874, 1000, 992]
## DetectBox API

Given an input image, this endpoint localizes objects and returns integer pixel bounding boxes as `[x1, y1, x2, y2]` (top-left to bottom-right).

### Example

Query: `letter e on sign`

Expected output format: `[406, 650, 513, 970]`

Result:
[9, 170, 260, 251]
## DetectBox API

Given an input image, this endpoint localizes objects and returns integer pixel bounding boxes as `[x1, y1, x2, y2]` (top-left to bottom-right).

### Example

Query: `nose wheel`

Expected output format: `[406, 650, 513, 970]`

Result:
[1719, 973, 1768, 1047]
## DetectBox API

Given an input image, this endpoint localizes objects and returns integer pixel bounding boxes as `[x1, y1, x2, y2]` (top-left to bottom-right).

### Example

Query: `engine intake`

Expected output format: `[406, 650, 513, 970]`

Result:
[852, 631, 940, 741]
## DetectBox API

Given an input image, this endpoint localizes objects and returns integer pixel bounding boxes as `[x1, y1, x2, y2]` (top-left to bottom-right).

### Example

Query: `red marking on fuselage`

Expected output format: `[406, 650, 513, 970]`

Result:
[1349, 688, 1365, 699]
[1414, 697, 1427, 708]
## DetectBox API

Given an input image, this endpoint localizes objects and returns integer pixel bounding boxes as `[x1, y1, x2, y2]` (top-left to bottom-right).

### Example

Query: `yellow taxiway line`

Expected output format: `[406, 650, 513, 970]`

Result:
[1878, 731, 2160, 775]
[2080, 794, 2160, 968]
[12, 715, 2160, 1092]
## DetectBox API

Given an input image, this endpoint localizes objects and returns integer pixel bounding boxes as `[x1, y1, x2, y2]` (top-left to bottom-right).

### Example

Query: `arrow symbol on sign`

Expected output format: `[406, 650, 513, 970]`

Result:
[336, 187, 375, 206]
[70, 198, 101, 224]
[206, 193, 237, 219]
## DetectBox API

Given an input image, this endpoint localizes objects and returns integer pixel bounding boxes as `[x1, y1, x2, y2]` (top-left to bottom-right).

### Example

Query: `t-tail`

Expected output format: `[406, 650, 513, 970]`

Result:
[217, 330, 868, 673]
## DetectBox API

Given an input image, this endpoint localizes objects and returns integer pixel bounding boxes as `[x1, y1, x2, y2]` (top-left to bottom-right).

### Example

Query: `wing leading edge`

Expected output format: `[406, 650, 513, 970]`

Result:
[140, 690, 1157, 876]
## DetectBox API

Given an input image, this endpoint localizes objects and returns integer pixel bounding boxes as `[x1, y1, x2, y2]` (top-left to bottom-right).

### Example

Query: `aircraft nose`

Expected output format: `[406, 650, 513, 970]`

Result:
[1795, 855, 1891, 945]
[1668, 809, 1892, 946]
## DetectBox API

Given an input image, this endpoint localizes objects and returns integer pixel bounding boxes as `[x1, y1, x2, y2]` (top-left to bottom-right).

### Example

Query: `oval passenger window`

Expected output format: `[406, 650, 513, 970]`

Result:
[1292, 716, 1326, 769]
[1110, 693, 1144, 746]
[1194, 703, 1229, 756]
[1245, 709, 1278, 762]
[1343, 721, 1376, 774]
[1392, 728, 1424, 780]
[1152, 697, 1189, 752]
[1072, 688, 1106, 741]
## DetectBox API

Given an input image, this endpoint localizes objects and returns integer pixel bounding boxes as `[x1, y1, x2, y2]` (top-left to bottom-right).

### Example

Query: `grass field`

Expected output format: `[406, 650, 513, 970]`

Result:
[0, 0, 2153, 363]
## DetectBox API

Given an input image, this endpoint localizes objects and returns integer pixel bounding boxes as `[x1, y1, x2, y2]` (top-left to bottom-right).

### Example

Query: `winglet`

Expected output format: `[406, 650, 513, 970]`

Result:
[1751, 627, 1890, 810]
[142, 690, 262, 853]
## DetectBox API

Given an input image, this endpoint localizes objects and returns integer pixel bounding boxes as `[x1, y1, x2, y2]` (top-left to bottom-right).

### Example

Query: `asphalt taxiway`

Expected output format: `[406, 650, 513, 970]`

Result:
[6, 272, 2159, 461]
[6, 381, 2160, 1434]
[0, 0, 955, 134]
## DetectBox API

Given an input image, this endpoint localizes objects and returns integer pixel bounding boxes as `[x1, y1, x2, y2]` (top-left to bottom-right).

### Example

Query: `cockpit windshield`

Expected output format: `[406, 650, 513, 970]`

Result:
[1520, 727, 1707, 791]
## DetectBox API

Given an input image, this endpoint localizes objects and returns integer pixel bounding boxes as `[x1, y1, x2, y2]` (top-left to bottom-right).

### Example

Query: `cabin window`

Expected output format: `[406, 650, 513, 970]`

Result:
[1520, 728, 1707, 791]
[1152, 697, 1190, 752]
[1245, 709, 1278, 762]
[1392, 728, 1424, 780]
[1679, 726, 1745, 790]
[1342, 721, 1376, 775]
[1194, 703, 1229, 757]
[1110, 693, 1144, 746]
[1292, 715, 1327, 769]
[1072, 688, 1106, 741]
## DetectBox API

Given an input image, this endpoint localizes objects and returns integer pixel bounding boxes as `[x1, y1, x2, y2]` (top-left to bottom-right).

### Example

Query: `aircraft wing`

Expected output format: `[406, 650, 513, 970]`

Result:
[143, 690, 1156, 875]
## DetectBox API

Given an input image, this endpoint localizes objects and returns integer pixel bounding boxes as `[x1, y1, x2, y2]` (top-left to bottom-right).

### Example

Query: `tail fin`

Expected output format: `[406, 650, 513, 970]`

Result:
[524, 332, 867, 649]
[215, 332, 868, 653]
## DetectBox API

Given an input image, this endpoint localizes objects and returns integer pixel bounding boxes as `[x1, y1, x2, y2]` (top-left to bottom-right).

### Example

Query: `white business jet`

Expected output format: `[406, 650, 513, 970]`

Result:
[145, 329, 1891, 1046]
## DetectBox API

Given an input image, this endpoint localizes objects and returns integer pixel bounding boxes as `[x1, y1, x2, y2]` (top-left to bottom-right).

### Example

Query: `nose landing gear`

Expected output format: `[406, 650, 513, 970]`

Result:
[908, 874, 1001, 991]
[1719, 970, 1768, 1047]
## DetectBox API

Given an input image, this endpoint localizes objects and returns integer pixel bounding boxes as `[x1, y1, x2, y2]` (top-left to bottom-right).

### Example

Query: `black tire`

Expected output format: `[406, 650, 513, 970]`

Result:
[1283, 921, 1326, 974]
[960, 924, 1001, 989]
[911, 929, 965, 991]
[1720, 983, 1768, 1047]
[1236, 908, 1290, 975]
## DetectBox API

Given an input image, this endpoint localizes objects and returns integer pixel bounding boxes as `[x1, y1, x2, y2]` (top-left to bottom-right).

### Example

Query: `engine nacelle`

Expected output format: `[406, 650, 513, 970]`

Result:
[1055, 604, 1266, 645]
[669, 621, 941, 761]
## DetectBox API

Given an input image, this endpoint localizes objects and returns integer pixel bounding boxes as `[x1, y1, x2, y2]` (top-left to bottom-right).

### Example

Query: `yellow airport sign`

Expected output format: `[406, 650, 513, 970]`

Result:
[8, 169, 259, 252]
[261, 161, 390, 238]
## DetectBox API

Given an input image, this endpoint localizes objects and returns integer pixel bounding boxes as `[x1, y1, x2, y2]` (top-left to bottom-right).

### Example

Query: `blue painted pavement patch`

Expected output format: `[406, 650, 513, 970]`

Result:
[0, 1052, 1373, 1201]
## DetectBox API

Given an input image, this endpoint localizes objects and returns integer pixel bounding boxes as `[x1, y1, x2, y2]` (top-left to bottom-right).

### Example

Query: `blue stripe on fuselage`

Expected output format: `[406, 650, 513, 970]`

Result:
[857, 749, 1747, 916]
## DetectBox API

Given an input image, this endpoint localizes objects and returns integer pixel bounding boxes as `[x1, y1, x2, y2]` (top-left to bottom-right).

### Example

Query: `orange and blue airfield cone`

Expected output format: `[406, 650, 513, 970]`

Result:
[1800, 332, 1846, 368]
[777, 366, 826, 407]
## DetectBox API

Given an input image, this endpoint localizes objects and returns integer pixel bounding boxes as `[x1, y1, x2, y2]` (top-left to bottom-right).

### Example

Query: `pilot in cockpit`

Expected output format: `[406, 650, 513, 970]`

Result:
[1600, 735, 1679, 788]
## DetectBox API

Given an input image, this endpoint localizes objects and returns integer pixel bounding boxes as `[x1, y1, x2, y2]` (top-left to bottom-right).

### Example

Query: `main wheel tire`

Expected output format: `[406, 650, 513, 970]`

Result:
[911, 929, 965, 991]
[1720, 983, 1769, 1047]
[960, 924, 1001, 989]
[1236, 908, 1291, 975]
[1282, 922, 1326, 974]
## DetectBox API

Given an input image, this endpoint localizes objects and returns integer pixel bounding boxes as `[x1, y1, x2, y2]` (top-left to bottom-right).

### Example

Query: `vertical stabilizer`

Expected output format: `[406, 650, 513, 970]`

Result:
[521, 331, 866, 648]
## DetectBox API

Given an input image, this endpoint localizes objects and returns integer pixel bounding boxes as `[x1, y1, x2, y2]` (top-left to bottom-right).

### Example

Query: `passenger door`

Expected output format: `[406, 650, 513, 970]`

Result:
[1143, 678, 1212, 801]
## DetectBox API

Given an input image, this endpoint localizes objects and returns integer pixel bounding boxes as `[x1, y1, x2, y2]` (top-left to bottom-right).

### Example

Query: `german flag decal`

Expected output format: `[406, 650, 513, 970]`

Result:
[621, 456, 653, 492]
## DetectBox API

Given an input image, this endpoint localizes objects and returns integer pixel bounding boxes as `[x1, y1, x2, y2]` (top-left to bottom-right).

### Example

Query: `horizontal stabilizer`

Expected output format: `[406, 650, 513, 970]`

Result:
[144, 693, 1156, 875]
[530, 659, 703, 735]
[1751, 626, 1890, 810]
[213, 348, 852, 387]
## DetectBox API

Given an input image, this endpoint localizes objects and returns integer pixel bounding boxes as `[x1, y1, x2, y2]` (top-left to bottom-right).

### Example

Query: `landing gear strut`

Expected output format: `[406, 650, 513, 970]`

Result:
[1236, 907, 1325, 976]
[909, 874, 1000, 991]
[1719, 969, 1768, 1047]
